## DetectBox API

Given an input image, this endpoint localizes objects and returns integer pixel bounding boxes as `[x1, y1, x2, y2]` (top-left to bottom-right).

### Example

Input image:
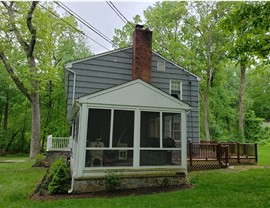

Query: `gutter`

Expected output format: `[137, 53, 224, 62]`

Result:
[65, 63, 76, 105]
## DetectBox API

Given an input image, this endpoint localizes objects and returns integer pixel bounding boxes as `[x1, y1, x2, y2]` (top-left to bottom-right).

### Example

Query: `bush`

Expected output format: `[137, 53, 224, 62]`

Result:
[46, 157, 71, 194]
[104, 171, 121, 191]
[33, 154, 46, 167]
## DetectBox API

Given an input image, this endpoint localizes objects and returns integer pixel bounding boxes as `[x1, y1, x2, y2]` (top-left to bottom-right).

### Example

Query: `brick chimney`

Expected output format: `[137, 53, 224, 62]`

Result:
[132, 24, 152, 83]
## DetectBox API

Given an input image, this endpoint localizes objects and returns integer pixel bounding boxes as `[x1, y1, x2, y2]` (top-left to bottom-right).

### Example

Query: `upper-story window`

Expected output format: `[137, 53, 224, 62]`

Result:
[157, 60, 165, 71]
[170, 80, 182, 100]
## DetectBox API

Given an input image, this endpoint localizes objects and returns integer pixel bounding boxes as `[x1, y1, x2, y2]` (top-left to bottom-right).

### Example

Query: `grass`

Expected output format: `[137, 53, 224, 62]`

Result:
[258, 146, 270, 166]
[0, 147, 269, 208]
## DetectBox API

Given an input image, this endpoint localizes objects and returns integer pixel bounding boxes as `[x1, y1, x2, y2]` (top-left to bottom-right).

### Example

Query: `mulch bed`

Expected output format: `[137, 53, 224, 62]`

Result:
[31, 183, 192, 201]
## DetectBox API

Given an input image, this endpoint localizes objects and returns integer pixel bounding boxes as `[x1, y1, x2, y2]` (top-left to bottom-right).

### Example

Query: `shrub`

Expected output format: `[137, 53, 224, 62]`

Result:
[104, 171, 121, 191]
[46, 157, 71, 194]
[33, 154, 46, 167]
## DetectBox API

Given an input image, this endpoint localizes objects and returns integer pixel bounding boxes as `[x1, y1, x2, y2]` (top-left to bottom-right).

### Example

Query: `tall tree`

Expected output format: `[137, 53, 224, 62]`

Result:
[0, 2, 91, 157]
[221, 1, 270, 141]
[0, 1, 40, 158]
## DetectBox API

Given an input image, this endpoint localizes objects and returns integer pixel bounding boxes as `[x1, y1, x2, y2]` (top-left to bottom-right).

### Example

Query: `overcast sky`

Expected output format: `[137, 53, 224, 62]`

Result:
[58, 1, 155, 54]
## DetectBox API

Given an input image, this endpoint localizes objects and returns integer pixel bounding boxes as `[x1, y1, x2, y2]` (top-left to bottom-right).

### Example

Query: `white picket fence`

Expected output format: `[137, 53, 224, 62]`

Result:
[46, 135, 71, 151]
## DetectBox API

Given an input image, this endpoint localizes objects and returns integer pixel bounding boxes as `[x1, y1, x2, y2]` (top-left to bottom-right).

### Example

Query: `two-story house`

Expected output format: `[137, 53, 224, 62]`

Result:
[65, 25, 200, 193]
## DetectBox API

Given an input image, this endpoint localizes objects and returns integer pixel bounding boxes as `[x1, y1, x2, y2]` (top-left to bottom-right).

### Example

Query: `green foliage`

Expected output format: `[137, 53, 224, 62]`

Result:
[46, 157, 71, 194]
[244, 110, 264, 142]
[0, 2, 92, 154]
[104, 170, 121, 191]
[34, 154, 46, 167]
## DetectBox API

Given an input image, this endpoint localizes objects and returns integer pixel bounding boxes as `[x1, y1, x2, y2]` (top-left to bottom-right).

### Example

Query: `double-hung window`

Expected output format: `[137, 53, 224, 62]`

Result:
[170, 80, 182, 100]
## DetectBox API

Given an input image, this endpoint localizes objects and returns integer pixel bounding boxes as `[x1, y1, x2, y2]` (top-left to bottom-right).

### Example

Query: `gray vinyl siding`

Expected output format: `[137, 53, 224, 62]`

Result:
[151, 54, 199, 142]
[66, 48, 200, 142]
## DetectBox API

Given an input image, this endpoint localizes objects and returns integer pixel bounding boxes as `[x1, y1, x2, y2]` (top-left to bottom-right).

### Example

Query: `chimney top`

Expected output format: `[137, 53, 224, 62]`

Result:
[135, 24, 144, 29]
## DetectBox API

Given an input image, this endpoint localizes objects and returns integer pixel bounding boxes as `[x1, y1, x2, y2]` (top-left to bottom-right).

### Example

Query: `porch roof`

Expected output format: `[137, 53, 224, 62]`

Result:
[77, 79, 191, 111]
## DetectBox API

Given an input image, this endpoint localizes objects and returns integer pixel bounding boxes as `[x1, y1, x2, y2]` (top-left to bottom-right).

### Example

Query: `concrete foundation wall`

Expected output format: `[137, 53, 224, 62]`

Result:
[73, 174, 186, 193]
[46, 151, 70, 166]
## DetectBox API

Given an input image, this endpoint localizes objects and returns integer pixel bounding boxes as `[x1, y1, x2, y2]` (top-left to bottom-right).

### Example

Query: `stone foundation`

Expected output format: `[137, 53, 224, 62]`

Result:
[73, 173, 186, 193]
[46, 150, 70, 166]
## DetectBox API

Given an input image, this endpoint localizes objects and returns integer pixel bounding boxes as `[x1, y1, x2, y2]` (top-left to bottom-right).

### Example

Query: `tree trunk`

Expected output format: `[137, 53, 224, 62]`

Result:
[203, 65, 213, 142]
[3, 90, 9, 132]
[41, 80, 53, 151]
[204, 82, 211, 141]
[238, 64, 246, 142]
[29, 92, 40, 159]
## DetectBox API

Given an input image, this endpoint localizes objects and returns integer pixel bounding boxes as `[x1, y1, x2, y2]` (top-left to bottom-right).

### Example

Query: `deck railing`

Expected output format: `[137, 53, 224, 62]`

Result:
[46, 135, 71, 151]
[187, 141, 257, 171]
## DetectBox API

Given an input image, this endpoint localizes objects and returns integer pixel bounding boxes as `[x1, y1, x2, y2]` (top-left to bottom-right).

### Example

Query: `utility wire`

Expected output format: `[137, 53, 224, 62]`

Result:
[55, 1, 133, 58]
[39, 3, 110, 51]
[55, 1, 113, 46]
[106, 1, 135, 29]
[106, 1, 127, 24]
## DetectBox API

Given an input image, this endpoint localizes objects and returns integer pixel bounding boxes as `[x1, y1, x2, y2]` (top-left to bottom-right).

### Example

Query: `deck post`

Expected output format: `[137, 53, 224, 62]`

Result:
[217, 143, 221, 166]
[189, 140, 193, 166]
[225, 145, 229, 165]
[237, 142, 240, 163]
[47, 135, 53, 151]
[255, 143, 258, 163]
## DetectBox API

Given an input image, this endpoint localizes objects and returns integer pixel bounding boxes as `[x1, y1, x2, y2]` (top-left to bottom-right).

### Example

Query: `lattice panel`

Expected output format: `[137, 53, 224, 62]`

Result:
[188, 160, 220, 171]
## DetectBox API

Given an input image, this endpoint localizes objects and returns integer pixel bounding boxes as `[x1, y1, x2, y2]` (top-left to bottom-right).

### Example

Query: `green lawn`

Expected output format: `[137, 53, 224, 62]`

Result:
[0, 147, 269, 208]
[258, 146, 270, 166]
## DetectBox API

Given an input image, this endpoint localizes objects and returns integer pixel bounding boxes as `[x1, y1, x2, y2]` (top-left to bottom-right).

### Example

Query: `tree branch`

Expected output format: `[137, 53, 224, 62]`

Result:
[27, 1, 38, 57]
[0, 51, 32, 102]
[1, 1, 30, 54]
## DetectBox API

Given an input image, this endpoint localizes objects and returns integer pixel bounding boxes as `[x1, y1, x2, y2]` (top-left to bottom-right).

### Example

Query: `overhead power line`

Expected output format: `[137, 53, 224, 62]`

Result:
[106, 1, 135, 29]
[54, 1, 132, 58]
[39, 3, 110, 51]
[106, 1, 128, 24]
[55, 2, 113, 46]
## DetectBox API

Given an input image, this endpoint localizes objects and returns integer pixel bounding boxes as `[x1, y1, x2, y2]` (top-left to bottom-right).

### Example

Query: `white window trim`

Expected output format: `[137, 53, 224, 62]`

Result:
[170, 80, 182, 100]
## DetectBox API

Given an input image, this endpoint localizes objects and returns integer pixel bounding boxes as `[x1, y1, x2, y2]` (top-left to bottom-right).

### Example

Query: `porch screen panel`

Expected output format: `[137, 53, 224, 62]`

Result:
[140, 150, 181, 166]
[140, 111, 160, 148]
[163, 113, 181, 148]
[86, 109, 111, 147]
[112, 110, 134, 147]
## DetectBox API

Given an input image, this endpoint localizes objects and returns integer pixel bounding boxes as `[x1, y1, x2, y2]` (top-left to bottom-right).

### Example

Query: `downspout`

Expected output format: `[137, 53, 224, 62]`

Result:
[68, 171, 77, 194]
[68, 101, 81, 194]
[65, 63, 78, 194]
[65, 63, 76, 105]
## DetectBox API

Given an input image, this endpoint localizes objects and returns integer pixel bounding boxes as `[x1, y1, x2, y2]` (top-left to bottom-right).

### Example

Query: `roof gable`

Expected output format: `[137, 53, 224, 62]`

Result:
[78, 79, 191, 111]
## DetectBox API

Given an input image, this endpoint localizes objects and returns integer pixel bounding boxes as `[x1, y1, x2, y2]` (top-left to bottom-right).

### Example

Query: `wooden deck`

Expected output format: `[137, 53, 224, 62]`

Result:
[187, 142, 257, 171]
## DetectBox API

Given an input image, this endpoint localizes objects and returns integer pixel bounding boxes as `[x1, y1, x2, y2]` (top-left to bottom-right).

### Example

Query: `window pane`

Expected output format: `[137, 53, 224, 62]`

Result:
[163, 113, 181, 148]
[85, 150, 133, 167]
[113, 110, 134, 147]
[140, 150, 181, 166]
[171, 81, 180, 90]
[140, 112, 160, 147]
[86, 109, 111, 147]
